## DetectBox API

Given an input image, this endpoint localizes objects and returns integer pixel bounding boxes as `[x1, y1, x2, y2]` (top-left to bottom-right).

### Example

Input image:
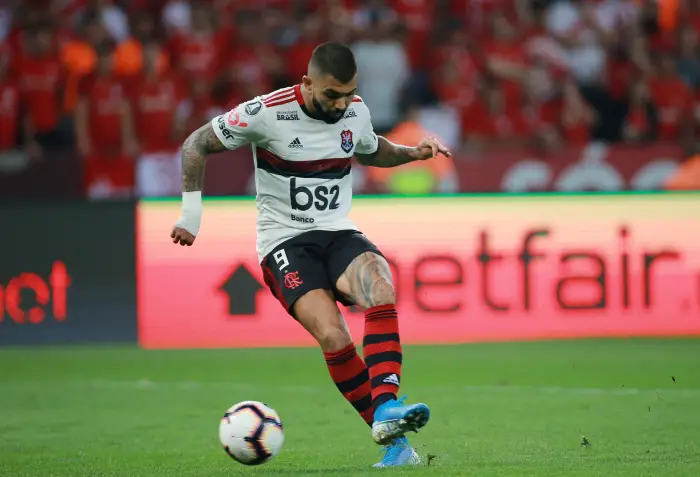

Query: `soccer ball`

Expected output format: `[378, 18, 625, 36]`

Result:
[219, 401, 284, 465]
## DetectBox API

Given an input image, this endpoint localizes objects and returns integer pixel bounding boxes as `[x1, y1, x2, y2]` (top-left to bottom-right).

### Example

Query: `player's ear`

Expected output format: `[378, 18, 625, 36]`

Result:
[301, 75, 312, 90]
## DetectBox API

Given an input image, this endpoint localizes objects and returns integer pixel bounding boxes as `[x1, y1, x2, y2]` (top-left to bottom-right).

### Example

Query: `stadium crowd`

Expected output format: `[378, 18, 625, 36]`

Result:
[1, 0, 700, 198]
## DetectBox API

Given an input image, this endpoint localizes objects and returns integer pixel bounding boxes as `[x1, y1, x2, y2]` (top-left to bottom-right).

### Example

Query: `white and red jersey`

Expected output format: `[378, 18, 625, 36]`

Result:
[211, 84, 379, 262]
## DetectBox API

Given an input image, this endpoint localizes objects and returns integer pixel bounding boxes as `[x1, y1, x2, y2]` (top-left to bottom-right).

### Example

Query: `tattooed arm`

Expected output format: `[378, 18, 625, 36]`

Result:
[354, 136, 451, 168]
[171, 123, 229, 246]
[172, 100, 265, 246]
[181, 123, 228, 192]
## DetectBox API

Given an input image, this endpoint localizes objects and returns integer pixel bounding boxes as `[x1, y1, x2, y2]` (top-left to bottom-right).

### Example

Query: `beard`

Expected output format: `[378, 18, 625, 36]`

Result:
[311, 96, 346, 124]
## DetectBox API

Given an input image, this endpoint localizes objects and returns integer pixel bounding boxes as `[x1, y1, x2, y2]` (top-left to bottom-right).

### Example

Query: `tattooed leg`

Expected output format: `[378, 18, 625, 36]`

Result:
[335, 252, 395, 309]
[336, 252, 401, 410]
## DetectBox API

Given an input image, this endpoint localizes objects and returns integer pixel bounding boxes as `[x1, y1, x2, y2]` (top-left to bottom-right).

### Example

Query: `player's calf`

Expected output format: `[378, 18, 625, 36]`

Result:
[292, 289, 374, 426]
[324, 344, 373, 426]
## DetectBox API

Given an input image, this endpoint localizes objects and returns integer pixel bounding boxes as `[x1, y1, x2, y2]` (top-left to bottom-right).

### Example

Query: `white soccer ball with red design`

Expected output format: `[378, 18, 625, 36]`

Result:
[219, 401, 284, 465]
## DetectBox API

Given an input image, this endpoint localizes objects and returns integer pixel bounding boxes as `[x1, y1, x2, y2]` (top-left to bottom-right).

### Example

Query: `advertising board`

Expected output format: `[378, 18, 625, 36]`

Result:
[138, 194, 700, 349]
[1, 203, 138, 345]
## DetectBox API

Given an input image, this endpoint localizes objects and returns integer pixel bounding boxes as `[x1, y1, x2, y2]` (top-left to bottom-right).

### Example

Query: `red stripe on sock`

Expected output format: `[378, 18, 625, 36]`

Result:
[369, 361, 402, 379]
[365, 317, 398, 336]
[374, 383, 399, 397]
[325, 346, 366, 382]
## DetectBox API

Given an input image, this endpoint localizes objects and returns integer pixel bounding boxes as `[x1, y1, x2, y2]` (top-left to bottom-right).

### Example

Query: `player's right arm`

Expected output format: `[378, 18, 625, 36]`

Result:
[171, 123, 225, 246]
[172, 99, 267, 246]
[180, 124, 227, 192]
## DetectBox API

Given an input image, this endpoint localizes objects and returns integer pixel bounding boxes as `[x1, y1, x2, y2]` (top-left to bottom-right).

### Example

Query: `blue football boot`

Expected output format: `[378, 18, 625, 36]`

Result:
[372, 436, 421, 468]
[371, 396, 430, 445]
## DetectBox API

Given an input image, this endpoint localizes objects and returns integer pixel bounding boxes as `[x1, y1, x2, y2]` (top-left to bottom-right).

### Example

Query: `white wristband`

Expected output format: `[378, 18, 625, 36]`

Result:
[176, 191, 202, 236]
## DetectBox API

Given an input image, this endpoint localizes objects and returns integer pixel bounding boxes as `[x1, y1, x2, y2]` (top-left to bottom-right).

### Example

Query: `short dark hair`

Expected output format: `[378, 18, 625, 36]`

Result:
[308, 42, 357, 84]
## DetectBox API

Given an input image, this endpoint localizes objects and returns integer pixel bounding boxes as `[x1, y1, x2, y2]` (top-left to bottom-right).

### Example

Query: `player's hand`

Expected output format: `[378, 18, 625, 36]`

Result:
[171, 226, 196, 246]
[415, 136, 451, 160]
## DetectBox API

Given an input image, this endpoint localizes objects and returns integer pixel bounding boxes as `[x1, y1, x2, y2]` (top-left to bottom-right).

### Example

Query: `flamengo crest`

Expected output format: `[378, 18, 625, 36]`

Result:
[340, 129, 354, 153]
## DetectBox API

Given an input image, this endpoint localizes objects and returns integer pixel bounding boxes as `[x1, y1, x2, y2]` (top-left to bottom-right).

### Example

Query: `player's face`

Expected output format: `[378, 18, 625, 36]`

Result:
[310, 75, 357, 124]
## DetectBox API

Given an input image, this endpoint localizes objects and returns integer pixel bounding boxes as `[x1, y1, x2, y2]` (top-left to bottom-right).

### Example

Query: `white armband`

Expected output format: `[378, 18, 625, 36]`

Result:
[176, 191, 202, 236]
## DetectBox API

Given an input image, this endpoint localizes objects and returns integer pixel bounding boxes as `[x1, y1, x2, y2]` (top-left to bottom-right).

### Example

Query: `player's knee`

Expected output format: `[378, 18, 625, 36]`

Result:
[314, 324, 353, 352]
[369, 278, 395, 307]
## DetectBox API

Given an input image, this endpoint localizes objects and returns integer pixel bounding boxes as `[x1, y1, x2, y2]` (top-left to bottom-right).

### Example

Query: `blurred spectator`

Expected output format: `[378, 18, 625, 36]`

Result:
[130, 41, 184, 197]
[167, 4, 221, 82]
[353, 14, 409, 133]
[17, 23, 69, 158]
[181, 77, 224, 136]
[558, 78, 596, 145]
[431, 29, 480, 118]
[0, 48, 21, 171]
[60, 11, 109, 113]
[462, 81, 542, 150]
[622, 77, 657, 143]
[223, 11, 284, 100]
[483, 11, 529, 108]
[162, 0, 191, 37]
[676, 25, 700, 89]
[286, 15, 324, 83]
[367, 106, 459, 194]
[649, 51, 693, 145]
[76, 44, 135, 199]
[74, 0, 130, 44]
[545, 0, 623, 87]
[392, 0, 433, 71]
[114, 11, 168, 78]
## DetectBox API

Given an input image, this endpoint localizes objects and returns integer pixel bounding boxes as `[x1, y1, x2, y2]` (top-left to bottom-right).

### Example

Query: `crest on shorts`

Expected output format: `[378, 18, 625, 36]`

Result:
[284, 271, 303, 289]
[340, 129, 354, 153]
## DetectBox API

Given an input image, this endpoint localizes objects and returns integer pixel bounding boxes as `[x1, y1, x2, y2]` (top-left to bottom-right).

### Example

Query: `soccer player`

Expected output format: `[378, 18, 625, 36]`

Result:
[171, 43, 451, 468]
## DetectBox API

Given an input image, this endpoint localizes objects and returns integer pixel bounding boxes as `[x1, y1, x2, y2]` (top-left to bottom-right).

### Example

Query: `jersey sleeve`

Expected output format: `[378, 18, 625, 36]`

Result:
[354, 105, 379, 155]
[210, 97, 268, 150]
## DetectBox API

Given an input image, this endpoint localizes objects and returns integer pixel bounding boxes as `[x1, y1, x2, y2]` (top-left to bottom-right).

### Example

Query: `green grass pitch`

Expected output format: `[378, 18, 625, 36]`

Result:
[1, 339, 699, 476]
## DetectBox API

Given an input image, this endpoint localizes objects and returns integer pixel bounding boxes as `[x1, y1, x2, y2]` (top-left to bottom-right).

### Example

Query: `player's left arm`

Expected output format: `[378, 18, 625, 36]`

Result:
[355, 135, 451, 168]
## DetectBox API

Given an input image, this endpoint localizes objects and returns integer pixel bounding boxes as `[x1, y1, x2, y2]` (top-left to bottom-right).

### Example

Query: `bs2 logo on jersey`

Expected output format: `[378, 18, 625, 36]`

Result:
[290, 178, 340, 212]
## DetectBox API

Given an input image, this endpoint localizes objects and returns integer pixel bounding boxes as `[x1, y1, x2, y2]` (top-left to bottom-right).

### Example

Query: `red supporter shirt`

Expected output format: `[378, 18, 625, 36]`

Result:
[606, 58, 634, 101]
[431, 46, 480, 110]
[626, 105, 650, 135]
[462, 99, 534, 140]
[0, 78, 19, 150]
[130, 74, 182, 153]
[553, 100, 591, 145]
[391, 0, 432, 70]
[483, 40, 529, 109]
[79, 73, 127, 149]
[649, 76, 693, 140]
[17, 54, 62, 132]
[227, 47, 273, 93]
[168, 33, 221, 80]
